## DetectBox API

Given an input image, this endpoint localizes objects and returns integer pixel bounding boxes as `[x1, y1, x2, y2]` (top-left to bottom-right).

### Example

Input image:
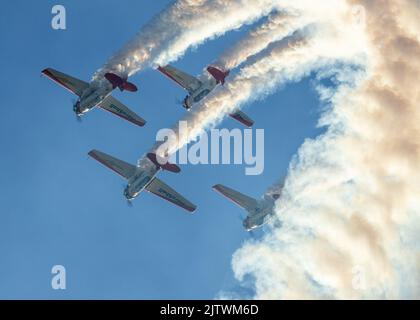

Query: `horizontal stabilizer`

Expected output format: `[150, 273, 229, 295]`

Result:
[121, 81, 138, 92]
[146, 178, 196, 212]
[98, 96, 146, 127]
[229, 110, 254, 127]
[213, 184, 258, 212]
[42, 68, 89, 97]
[88, 149, 136, 179]
[105, 73, 138, 92]
[207, 66, 230, 85]
[147, 153, 180, 173]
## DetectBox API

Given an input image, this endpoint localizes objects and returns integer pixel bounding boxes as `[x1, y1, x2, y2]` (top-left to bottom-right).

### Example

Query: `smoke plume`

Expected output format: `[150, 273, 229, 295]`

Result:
[93, 0, 282, 84]
[229, 0, 420, 299]
[113, 0, 419, 299]
[155, 0, 367, 157]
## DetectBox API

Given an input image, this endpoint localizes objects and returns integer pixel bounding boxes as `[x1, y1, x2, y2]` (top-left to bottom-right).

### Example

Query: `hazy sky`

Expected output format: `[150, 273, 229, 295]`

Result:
[0, 0, 323, 298]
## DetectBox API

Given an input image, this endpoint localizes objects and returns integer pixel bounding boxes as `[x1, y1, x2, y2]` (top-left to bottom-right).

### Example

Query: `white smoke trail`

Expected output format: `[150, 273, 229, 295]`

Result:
[214, 10, 309, 71]
[228, 0, 420, 299]
[155, 0, 367, 157]
[152, 34, 306, 157]
[93, 0, 282, 84]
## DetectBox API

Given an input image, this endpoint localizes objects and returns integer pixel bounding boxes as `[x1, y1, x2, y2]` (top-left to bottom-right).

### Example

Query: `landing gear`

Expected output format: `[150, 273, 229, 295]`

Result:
[73, 101, 83, 121]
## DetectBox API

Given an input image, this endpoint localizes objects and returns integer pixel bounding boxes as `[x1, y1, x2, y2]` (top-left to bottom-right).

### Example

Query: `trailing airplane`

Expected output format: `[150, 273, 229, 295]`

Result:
[88, 150, 196, 213]
[157, 64, 254, 127]
[41, 68, 146, 127]
[212, 184, 281, 231]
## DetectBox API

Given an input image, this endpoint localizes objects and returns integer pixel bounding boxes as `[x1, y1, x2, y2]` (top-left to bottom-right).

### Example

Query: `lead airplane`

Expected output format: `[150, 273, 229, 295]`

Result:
[212, 184, 281, 231]
[42, 68, 146, 127]
[88, 150, 196, 212]
[157, 64, 254, 127]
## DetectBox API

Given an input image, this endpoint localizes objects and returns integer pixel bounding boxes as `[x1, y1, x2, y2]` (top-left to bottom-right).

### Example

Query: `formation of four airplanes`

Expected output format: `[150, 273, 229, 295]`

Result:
[42, 63, 281, 231]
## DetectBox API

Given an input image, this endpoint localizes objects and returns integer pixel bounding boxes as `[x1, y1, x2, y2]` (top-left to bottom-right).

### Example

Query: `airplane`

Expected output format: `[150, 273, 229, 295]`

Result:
[88, 149, 197, 213]
[41, 68, 146, 127]
[157, 64, 254, 127]
[212, 184, 281, 231]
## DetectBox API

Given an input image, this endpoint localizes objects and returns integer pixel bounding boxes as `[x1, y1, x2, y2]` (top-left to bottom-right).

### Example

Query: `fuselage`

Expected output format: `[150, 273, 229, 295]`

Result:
[123, 158, 159, 200]
[73, 83, 113, 116]
[243, 197, 276, 231]
[183, 76, 217, 110]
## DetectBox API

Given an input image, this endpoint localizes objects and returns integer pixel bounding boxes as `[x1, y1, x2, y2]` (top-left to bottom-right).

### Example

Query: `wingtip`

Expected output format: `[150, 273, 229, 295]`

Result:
[88, 149, 101, 158]
[41, 68, 51, 76]
[188, 205, 197, 213]
[212, 184, 223, 191]
[132, 119, 146, 127]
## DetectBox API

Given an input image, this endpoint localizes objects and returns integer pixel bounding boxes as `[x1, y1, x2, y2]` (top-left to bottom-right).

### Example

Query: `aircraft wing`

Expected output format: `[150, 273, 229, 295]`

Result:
[88, 149, 136, 179]
[158, 65, 202, 93]
[145, 178, 196, 213]
[229, 110, 254, 127]
[213, 184, 258, 213]
[42, 68, 89, 97]
[98, 96, 146, 127]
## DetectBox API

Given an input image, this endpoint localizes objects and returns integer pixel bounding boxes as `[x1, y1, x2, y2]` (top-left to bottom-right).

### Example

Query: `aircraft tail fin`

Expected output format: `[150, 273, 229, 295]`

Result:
[212, 184, 258, 212]
[88, 150, 136, 179]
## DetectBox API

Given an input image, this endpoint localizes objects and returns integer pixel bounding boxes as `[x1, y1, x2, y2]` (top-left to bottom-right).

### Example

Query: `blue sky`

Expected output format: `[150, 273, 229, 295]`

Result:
[0, 0, 323, 299]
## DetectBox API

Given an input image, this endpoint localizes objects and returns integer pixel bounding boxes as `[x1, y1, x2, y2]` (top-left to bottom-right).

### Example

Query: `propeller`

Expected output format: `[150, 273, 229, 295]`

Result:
[236, 211, 257, 238]
[237, 212, 244, 222]
[175, 97, 191, 111]
[271, 218, 282, 229]
[248, 230, 256, 238]
[237, 212, 254, 237]
[71, 99, 82, 122]
[175, 97, 184, 106]
[122, 184, 133, 207]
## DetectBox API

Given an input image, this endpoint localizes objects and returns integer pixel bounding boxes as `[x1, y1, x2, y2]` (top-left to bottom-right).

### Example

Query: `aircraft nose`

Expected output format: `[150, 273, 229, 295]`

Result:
[123, 187, 132, 200]
[182, 97, 191, 110]
[73, 101, 81, 114]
